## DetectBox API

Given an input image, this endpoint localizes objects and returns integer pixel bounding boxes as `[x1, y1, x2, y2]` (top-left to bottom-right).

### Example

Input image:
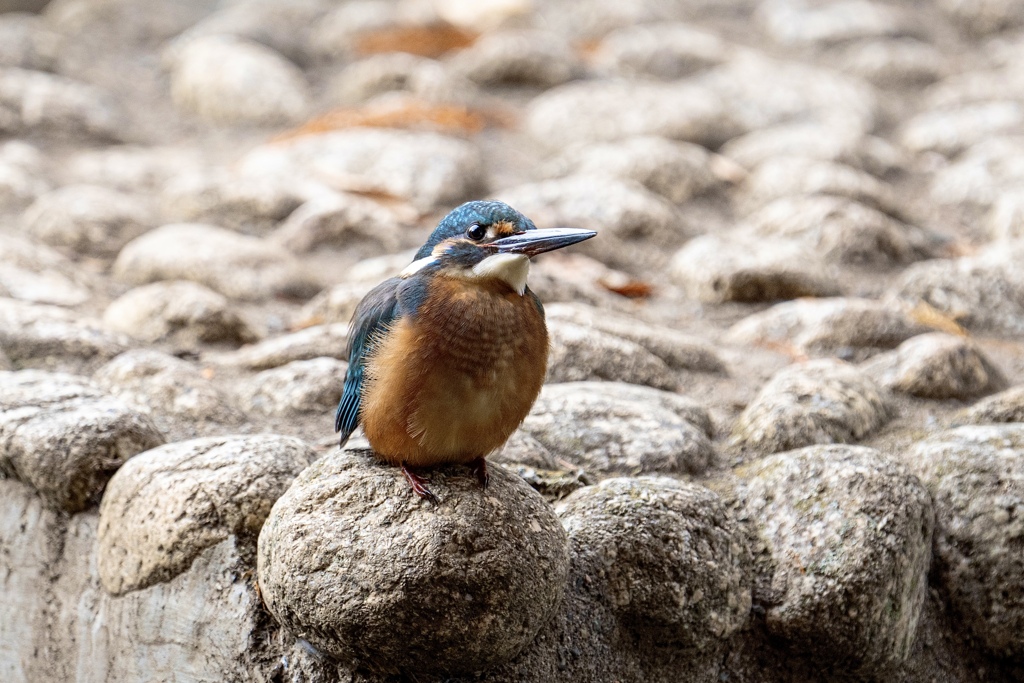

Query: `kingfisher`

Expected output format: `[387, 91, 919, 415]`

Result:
[335, 200, 596, 501]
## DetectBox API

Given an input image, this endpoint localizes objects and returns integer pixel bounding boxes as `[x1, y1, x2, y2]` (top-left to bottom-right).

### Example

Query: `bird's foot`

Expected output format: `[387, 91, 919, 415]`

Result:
[401, 462, 438, 504]
[469, 456, 489, 489]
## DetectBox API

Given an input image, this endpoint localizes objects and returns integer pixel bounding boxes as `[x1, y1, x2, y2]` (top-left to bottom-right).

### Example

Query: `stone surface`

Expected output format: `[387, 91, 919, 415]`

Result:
[235, 356, 346, 416]
[937, 0, 1024, 34]
[448, 29, 579, 86]
[732, 359, 891, 455]
[900, 102, 1024, 157]
[330, 52, 480, 105]
[594, 22, 730, 80]
[541, 136, 724, 204]
[740, 156, 903, 220]
[546, 302, 725, 374]
[669, 234, 840, 304]
[0, 370, 163, 512]
[102, 280, 257, 346]
[0, 67, 121, 139]
[257, 449, 569, 675]
[0, 297, 129, 363]
[21, 184, 153, 256]
[737, 195, 941, 266]
[906, 426, 1024, 657]
[862, 332, 1007, 400]
[497, 174, 690, 270]
[0, 12, 59, 71]
[891, 240, 1024, 334]
[720, 122, 907, 177]
[0, 139, 49, 210]
[159, 169, 304, 235]
[0, 233, 93, 306]
[269, 192, 408, 254]
[166, 35, 310, 124]
[733, 445, 933, 673]
[239, 129, 484, 212]
[957, 384, 1024, 424]
[546, 318, 678, 390]
[526, 79, 739, 150]
[98, 434, 315, 595]
[210, 323, 348, 370]
[113, 223, 321, 302]
[837, 39, 948, 88]
[757, 0, 907, 46]
[521, 381, 716, 475]
[558, 477, 751, 646]
[725, 297, 931, 361]
[92, 350, 243, 428]
[929, 137, 1024, 212]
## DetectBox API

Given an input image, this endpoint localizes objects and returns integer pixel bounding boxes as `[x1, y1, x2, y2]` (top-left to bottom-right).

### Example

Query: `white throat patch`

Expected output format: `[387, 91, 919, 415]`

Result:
[470, 253, 530, 295]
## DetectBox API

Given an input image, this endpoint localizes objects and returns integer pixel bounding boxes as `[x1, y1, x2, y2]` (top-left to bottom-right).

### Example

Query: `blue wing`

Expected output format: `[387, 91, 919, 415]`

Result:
[335, 277, 402, 447]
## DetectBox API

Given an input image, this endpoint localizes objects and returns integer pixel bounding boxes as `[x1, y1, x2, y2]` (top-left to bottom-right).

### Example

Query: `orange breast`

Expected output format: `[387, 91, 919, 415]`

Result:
[361, 276, 548, 467]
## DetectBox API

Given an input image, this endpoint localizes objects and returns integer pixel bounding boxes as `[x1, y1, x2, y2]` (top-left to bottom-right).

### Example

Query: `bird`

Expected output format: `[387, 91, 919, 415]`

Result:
[335, 200, 596, 502]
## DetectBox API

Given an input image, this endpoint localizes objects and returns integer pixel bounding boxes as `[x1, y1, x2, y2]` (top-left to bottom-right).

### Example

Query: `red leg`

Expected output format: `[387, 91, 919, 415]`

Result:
[402, 462, 438, 504]
[469, 457, 489, 489]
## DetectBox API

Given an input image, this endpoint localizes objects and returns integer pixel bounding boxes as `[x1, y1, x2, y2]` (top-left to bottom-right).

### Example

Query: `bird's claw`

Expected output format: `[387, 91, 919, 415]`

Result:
[402, 463, 439, 504]
[469, 456, 489, 489]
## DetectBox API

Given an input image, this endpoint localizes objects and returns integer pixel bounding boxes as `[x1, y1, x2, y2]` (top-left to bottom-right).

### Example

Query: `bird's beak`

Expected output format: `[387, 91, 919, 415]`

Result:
[490, 228, 597, 257]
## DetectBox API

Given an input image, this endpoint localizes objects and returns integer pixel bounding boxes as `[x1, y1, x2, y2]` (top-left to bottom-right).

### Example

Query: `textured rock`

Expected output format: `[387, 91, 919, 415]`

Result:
[546, 302, 725, 374]
[720, 122, 908, 177]
[757, 0, 908, 46]
[732, 359, 891, 455]
[0, 67, 121, 139]
[269, 192, 408, 254]
[21, 184, 153, 256]
[741, 157, 903, 220]
[900, 102, 1024, 157]
[166, 35, 310, 124]
[0, 233, 93, 306]
[862, 333, 1007, 400]
[92, 350, 243, 427]
[937, 0, 1024, 34]
[734, 445, 933, 673]
[0, 141, 49, 210]
[737, 195, 941, 266]
[0, 12, 59, 71]
[521, 382, 716, 475]
[448, 29, 579, 86]
[698, 54, 877, 135]
[65, 144, 203, 193]
[235, 357, 346, 416]
[159, 169, 304, 235]
[669, 234, 840, 304]
[307, 1, 398, 61]
[257, 449, 569, 675]
[546, 319, 678, 390]
[957, 384, 1024, 424]
[210, 323, 348, 370]
[837, 39, 948, 88]
[497, 175, 690, 270]
[558, 477, 751, 646]
[929, 137, 1024, 211]
[541, 136, 724, 204]
[0, 370, 163, 512]
[239, 129, 484, 212]
[526, 80, 739, 149]
[330, 52, 480, 105]
[113, 223, 321, 302]
[906, 426, 1024, 657]
[725, 297, 931, 361]
[102, 280, 257, 346]
[98, 434, 316, 595]
[593, 22, 730, 79]
[891, 240, 1024, 334]
[0, 297, 129, 362]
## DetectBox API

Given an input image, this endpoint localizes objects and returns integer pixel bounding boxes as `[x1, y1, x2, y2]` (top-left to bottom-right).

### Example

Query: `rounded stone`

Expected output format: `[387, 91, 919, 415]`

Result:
[257, 450, 569, 676]
[557, 477, 752, 648]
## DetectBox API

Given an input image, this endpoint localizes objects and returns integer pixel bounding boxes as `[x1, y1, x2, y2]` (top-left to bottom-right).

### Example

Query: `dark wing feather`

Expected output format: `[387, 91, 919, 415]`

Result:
[335, 277, 402, 446]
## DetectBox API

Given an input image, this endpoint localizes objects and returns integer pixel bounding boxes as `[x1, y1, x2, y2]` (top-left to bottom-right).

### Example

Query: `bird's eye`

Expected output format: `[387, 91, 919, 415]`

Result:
[467, 223, 486, 241]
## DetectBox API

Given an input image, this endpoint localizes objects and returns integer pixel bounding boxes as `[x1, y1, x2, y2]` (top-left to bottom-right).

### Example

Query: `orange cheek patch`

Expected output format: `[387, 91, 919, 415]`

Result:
[494, 221, 517, 237]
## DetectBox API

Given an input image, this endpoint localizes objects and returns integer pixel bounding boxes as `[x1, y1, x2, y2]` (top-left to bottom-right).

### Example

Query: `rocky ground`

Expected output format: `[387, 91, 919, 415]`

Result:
[2, 0, 1024, 681]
